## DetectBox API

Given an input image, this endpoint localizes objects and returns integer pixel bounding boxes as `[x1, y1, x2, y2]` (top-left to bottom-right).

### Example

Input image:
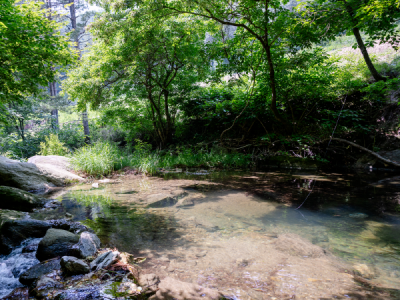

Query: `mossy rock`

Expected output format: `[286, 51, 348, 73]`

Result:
[0, 186, 47, 212]
[0, 209, 27, 229]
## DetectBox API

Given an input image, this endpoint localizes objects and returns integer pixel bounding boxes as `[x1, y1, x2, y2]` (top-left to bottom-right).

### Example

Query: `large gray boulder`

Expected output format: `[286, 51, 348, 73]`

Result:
[0, 186, 47, 211]
[60, 256, 90, 275]
[0, 156, 57, 191]
[27, 156, 84, 185]
[19, 259, 61, 287]
[0, 219, 51, 255]
[36, 229, 80, 261]
[0, 155, 84, 192]
[78, 231, 101, 258]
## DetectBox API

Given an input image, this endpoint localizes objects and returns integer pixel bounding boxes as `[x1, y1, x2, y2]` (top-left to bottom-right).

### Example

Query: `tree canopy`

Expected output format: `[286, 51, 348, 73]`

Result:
[0, 0, 76, 104]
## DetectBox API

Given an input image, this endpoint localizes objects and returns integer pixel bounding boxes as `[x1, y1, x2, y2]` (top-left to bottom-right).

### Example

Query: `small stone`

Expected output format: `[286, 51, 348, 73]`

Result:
[90, 250, 120, 271]
[65, 213, 72, 218]
[236, 259, 249, 267]
[78, 231, 101, 258]
[353, 263, 376, 279]
[31, 276, 63, 298]
[117, 282, 138, 295]
[61, 256, 90, 275]
[158, 256, 170, 262]
[195, 250, 207, 258]
[167, 266, 175, 272]
[92, 183, 99, 188]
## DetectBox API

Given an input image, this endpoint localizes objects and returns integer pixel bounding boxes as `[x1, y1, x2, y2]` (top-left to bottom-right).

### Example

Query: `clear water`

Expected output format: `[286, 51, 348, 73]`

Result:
[0, 238, 41, 298]
[34, 170, 400, 299]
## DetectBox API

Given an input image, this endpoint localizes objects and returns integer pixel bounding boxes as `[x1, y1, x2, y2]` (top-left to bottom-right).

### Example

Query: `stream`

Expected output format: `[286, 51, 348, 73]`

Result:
[27, 170, 400, 299]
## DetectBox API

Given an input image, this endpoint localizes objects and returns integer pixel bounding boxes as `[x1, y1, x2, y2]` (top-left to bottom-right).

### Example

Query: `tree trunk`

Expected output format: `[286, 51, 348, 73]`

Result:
[82, 110, 91, 144]
[352, 27, 386, 82]
[49, 81, 59, 130]
[69, 0, 91, 143]
[343, 2, 385, 82]
[46, 0, 59, 130]
[163, 90, 173, 145]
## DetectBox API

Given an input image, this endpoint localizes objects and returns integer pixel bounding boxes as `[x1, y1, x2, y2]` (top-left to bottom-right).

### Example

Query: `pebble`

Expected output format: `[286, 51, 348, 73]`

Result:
[195, 251, 207, 258]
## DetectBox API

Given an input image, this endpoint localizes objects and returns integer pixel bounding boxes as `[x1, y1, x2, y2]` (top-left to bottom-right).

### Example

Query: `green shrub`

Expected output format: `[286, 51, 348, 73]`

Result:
[71, 142, 119, 177]
[38, 134, 69, 156]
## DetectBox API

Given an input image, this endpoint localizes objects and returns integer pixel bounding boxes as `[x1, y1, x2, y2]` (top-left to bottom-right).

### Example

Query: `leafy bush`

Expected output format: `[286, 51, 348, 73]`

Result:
[71, 142, 119, 177]
[39, 134, 69, 156]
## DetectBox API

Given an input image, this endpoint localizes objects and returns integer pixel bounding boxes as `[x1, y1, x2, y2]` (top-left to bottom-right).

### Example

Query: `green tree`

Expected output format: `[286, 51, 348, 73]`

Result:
[119, 0, 323, 127]
[301, 0, 400, 82]
[64, 12, 210, 147]
[0, 0, 76, 105]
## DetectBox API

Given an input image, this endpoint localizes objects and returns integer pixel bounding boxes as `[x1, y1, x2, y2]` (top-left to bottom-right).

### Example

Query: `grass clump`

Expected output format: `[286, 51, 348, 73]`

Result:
[71, 142, 119, 177]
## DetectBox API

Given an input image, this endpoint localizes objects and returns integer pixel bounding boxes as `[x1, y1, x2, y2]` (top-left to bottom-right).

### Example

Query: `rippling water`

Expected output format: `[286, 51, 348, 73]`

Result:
[0, 238, 41, 298]
[33, 170, 400, 299]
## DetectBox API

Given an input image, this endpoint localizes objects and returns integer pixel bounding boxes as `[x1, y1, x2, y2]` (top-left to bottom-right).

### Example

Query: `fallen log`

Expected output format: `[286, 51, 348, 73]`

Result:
[324, 138, 400, 168]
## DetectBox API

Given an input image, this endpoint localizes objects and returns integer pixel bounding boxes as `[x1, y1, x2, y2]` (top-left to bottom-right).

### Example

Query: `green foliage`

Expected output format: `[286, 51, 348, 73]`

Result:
[38, 134, 69, 156]
[0, 0, 76, 104]
[70, 142, 120, 177]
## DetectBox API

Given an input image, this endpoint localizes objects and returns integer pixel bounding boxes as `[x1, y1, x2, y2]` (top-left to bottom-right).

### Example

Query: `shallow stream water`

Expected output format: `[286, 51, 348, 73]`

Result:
[33, 170, 400, 299]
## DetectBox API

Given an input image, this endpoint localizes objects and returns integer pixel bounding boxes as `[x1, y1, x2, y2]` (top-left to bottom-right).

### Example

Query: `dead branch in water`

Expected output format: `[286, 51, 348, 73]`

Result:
[323, 137, 400, 168]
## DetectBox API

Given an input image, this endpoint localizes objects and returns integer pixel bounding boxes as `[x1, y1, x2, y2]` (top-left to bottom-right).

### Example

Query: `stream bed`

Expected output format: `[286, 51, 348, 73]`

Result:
[31, 170, 400, 299]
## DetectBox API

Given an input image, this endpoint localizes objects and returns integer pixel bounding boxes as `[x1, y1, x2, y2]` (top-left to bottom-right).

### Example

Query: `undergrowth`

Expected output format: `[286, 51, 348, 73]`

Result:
[70, 140, 252, 176]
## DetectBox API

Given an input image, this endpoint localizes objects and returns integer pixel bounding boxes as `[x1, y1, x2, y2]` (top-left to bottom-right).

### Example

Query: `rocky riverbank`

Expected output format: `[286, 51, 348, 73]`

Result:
[0, 215, 225, 300]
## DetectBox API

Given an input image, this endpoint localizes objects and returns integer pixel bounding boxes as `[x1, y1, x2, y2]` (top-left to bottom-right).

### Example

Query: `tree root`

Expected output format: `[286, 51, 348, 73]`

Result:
[324, 138, 400, 168]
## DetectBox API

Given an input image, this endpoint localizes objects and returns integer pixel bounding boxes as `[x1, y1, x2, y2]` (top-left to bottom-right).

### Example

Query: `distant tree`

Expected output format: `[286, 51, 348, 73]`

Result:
[301, 0, 400, 82]
[0, 0, 75, 106]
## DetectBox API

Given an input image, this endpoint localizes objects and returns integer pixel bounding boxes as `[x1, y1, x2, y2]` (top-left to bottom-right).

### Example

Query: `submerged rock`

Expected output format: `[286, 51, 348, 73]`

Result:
[349, 213, 369, 219]
[19, 259, 61, 287]
[138, 273, 160, 294]
[149, 277, 222, 300]
[0, 220, 51, 255]
[90, 251, 120, 271]
[36, 229, 80, 261]
[274, 233, 325, 258]
[61, 256, 90, 275]
[0, 186, 47, 212]
[78, 232, 101, 258]
[353, 263, 377, 279]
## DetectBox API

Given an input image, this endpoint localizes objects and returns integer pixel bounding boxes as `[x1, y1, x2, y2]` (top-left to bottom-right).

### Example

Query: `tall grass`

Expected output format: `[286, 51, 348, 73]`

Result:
[71, 141, 252, 177]
[128, 148, 252, 175]
[70, 142, 120, 177]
